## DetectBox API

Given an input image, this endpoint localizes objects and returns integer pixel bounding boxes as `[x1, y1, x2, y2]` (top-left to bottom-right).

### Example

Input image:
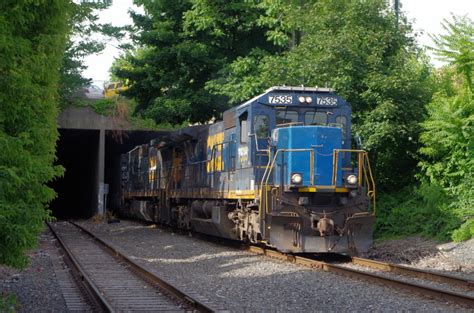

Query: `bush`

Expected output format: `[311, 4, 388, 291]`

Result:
[452, 220, 474, 242]
[0, 1, 70, 268]
[375, 182, 463, 241]
[414, 15, 474, 242]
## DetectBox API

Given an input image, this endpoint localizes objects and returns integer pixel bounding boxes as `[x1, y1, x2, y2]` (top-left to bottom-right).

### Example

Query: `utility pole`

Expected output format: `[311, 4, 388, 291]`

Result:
[394, 0, 400, 27]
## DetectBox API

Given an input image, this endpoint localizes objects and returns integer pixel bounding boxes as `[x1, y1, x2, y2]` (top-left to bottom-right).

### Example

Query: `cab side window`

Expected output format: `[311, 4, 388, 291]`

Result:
[336, 116, 347, 135]
[254, 115, 269, 139]
[239, 112, 248, 143]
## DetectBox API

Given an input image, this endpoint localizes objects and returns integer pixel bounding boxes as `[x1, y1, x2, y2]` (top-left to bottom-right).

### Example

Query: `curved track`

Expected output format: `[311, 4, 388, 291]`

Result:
[48, 221, 214, 312]
[248, 246, 474, 308]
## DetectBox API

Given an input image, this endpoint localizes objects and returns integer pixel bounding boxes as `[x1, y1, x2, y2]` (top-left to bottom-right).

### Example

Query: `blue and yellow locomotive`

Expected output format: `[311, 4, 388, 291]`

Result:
[121, 86, 376, 254]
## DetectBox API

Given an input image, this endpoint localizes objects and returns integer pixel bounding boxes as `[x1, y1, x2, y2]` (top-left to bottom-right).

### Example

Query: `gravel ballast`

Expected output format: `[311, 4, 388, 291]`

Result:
[365, 236, 474, 279]
[1, 232, 68, 312]
[1, 220, 471, 312]
[78, 219, 470, 312]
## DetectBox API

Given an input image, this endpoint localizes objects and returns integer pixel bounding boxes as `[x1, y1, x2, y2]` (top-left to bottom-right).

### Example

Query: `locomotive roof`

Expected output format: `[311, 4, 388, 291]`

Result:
[149, 124, 208, 148]
[266, 86, 334, 93]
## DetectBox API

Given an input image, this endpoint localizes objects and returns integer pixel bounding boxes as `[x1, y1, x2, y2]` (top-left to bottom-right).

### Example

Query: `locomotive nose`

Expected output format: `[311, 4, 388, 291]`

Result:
[272, 125, 342, 188]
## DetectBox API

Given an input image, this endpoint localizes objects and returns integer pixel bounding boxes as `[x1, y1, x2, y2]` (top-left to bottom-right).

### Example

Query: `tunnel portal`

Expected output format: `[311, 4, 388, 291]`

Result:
[50, 107, 166, 219]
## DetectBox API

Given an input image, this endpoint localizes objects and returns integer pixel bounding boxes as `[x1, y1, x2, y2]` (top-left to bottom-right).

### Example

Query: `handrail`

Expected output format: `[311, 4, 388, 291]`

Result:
[250, 132, 271, 153]
[259, 148, 314, 217]
[332, 149, 376, 213]
[259, 148, 376, 216]
[362, 153, 376, 214]
[332, 149, 366, 186]
[187, 140, 236, 166]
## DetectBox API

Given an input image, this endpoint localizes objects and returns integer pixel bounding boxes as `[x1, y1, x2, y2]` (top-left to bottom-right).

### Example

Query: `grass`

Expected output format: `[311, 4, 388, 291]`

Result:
[0, 293, 18, 312]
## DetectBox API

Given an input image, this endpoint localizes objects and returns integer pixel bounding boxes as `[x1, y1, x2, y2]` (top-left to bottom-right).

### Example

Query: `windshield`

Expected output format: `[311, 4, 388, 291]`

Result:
[276, 109, 298, 125]
[274, 109, 346, 135]
[305, 111, 327, 125]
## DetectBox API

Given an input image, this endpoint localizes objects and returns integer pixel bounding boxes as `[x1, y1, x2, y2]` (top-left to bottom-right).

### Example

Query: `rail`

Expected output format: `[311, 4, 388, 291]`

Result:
[72, 222, 215, 312]
[248, 246, 474, 308]
[351, 257, 473, 290]
[47, 222, 115, 312]
[50, 221, 215, 312]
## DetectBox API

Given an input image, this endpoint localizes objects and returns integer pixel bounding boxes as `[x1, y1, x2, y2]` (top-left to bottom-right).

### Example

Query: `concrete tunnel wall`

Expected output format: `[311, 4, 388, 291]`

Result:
[51, 107, 166, 219]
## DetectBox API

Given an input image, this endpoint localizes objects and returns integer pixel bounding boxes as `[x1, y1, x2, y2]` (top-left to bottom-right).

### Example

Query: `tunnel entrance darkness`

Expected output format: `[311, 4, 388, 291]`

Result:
[50, 128, 164, 219]
[51, 129, 99, 219]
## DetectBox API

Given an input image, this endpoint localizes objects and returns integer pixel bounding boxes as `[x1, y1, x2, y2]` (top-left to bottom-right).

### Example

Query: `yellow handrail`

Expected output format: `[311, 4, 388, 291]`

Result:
[259, 148, 376, 217]
[332, 149, 376, 214]
[259, 148, 314, 216]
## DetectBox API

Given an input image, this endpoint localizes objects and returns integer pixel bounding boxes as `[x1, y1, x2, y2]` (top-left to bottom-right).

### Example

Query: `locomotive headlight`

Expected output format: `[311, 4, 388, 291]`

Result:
[298, 96, 306, 103]
[291, 173, 303, 184]
[346, 174, 358, 185]
[305, 96, 313, 103]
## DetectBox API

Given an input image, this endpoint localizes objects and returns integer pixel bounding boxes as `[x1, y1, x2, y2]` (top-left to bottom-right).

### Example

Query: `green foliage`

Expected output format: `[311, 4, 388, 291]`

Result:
[114, 0, 277, 124]
[419, 91, 473, 191]
[0, 0, 70, 268]
[85, 98, 118, 116]
[452, 219, 474, 242]
[375, 183, 462, 241]
[109, 52, 135, 82]
[417, 16, 474, 241]
[255, 0, 313, 47]
[429, 15, 474, 90]
[60, 1, 124, 105]
[417, 89, 474, 241]
[74, 97, 176, 130]
[0, 293, 18, 313]
[374, 15, 473, 243]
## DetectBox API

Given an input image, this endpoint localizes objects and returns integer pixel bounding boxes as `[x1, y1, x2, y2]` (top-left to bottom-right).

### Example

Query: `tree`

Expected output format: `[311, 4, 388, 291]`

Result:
[430, 15, 474, 90]
[419, 16, 474, 240]
[0, 0, 71, 268]
[113, 0, 277, 124]
[207, 0, 433, 190]
[60, 1, 124, 104]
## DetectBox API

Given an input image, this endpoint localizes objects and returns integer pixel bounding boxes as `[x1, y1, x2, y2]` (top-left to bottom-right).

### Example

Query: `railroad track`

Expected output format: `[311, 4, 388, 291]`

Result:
[47, 221, 214, 312]
[248, 246, 474, 308]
